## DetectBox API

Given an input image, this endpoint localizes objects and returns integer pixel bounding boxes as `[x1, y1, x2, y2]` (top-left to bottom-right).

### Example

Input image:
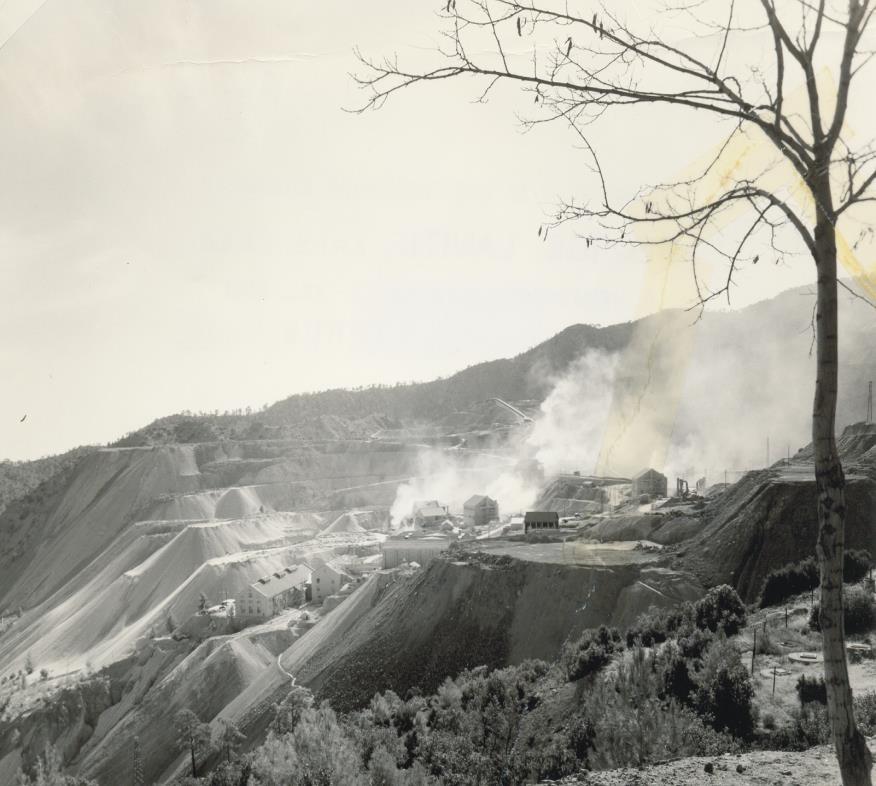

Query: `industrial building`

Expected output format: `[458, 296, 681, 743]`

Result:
[311, 560, 354, 605]
[239, 565, 310, 619]
[381, 533, 451, 569]
[524, 511, 559, 533]
[412, 500, 449, 529]
[631, 468, 668, 499]
[463, 494, 499, 527]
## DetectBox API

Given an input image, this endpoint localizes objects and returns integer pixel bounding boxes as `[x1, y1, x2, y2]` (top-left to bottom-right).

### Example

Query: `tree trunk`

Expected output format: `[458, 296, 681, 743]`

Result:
[813, 210, 873, 786]
[190, 740, 197, 778]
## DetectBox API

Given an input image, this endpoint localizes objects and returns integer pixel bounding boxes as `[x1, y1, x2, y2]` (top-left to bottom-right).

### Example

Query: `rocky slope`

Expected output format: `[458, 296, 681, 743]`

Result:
[290, 551, 701, 712]
[677, 423, 876, 602]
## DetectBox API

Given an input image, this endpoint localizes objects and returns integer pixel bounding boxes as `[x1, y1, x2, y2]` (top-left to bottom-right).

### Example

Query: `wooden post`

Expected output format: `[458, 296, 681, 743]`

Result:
[772, 667, 777, 697]
[752, 629, 757, 674]
[786, 607, 789, 628]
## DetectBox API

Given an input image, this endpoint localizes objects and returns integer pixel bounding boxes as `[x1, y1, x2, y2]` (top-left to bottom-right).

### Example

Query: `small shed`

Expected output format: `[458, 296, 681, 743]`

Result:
[524, 511, 559, 533]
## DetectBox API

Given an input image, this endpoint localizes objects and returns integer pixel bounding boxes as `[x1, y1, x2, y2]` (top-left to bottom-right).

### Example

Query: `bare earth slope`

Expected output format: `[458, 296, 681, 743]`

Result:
[293, 553, 701, 712]
[678, 423, 876, 602]
[0, 446, 202, 612]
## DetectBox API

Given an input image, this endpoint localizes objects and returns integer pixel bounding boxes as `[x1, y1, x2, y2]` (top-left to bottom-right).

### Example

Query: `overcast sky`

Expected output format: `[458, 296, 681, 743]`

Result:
[1, 0, 868, 460]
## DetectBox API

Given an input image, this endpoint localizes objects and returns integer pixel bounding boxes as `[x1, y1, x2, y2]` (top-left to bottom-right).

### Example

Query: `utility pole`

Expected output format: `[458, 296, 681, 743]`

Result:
[868, 381, 873, 424]
[766, 437, 770, 468]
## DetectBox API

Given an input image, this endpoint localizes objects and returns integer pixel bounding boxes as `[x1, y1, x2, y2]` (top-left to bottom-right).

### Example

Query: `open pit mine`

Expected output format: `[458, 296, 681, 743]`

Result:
[2, 287, 876, 785]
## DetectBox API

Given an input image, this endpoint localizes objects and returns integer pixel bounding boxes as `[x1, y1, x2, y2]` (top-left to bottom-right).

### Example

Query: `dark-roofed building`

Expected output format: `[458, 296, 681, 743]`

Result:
[463, 494, 498, 527]
[524, 511, 559, 533]
[239, 564, 310, 619]
[631, 468, 668, 499]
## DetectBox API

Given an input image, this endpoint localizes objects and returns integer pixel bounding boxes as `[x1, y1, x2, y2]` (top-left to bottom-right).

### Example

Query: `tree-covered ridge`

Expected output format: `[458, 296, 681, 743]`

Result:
[0, 447, 94, 519]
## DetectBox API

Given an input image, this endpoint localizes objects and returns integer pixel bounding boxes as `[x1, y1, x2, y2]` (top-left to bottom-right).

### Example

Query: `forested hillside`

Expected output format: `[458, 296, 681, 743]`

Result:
[0, 447, 94, 518]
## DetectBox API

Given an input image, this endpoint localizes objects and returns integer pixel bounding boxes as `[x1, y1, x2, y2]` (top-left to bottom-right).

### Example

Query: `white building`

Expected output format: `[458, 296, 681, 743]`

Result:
[311, 560, 353, 605]
[239, 565, 310, 619]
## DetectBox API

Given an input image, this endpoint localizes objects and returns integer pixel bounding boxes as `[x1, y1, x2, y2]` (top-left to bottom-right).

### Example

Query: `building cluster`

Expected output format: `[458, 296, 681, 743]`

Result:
[412, 500, 450, 529]
[237, 559, 358, 620]
[409, 495, 500, 532]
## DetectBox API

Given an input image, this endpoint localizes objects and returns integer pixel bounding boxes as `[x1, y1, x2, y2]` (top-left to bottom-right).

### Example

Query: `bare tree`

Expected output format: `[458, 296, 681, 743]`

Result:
[354, 1, 876, 782]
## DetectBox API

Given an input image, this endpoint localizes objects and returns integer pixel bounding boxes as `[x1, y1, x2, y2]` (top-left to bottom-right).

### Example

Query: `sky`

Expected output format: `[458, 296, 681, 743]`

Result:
[1, 0, 871, 461]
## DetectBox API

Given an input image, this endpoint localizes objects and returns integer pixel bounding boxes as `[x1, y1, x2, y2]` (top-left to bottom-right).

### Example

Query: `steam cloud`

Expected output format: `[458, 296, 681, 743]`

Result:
[388, 288, 876, 526]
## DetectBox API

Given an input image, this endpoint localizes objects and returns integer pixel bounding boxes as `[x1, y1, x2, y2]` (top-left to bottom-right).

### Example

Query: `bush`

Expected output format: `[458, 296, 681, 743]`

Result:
[695, 636, 756, 740]
[759, 558, 819, 608]
[845, 585, 876, 633]
[845, 549, 872, 584]
[677, 627, 714, 659]
[625, 604, 692, 647]
[854, 691, 876, 735]
[564, 626, 622, 681]
[755, 628, 782, 656]
[659, 644, 696, 704]
[694, 586, 747, 636]
[809, 584, 876, 634]
[759, 550, 871, 608]
[796, 675, 827, 705]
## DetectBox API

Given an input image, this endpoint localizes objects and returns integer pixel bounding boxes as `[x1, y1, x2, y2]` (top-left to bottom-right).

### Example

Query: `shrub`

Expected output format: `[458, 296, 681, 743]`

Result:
[759, 550, 871, 608]
[625, 604, 692, 647]
[694, 586, 747, 636]
[677, 627, 714, 659]
[796, 675, 827, 705]
[759, 558, 819, 608]
[565, 626, 622, 681]
[854, 691, 876, 735]
[695, 636, 756, 739]
[845, 549, 872, 584]
[845, 585, 876, 633]
[762, 712, 776, 730]
[755, 628, 783, 656]
[809, 584, 876, 634]
[794, 703, 832, 746]
[659, 644, 696, 704]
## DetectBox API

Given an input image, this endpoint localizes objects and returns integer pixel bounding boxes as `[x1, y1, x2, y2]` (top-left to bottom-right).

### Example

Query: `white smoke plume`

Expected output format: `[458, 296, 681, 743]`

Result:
[527, 351, 618, 476]
[387, 285, 876, 525]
